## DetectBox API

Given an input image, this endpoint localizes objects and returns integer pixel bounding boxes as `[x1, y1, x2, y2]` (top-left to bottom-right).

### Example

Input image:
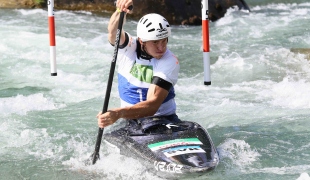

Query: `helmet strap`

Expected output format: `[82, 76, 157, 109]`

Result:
[137, 39, 153, 60]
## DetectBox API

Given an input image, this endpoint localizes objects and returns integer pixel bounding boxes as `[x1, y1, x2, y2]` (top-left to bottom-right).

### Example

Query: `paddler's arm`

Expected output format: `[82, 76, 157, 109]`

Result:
[108, 0, 133, 46]
[97, 84, 169, 128]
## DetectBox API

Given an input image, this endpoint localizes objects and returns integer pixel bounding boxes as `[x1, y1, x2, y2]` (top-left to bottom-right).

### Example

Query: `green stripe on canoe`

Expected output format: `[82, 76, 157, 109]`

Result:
[148, 138, 202, 149]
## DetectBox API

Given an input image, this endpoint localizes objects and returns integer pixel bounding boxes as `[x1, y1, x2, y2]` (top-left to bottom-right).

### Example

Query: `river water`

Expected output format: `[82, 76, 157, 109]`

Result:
[1, 1, 310, 179]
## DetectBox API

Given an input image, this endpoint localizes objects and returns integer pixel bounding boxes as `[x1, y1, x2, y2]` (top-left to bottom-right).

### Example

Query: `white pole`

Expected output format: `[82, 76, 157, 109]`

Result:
[202, 0, 211, 85]
[48, 0, 57, 76]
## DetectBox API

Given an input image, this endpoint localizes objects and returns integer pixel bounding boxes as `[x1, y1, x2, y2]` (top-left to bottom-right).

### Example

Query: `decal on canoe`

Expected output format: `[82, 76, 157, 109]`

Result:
[162, 145, 206, 157]
[148, 138, 203, 151]
[154, 161, 183, 174]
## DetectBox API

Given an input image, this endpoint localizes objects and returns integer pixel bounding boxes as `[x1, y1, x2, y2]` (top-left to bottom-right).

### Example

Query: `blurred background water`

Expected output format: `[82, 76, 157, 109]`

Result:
[0, 0, 310, 179]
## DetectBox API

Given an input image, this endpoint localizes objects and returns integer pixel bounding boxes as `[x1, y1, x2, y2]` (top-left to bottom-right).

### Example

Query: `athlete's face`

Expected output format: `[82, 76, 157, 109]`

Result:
[141, 38, 168, 59]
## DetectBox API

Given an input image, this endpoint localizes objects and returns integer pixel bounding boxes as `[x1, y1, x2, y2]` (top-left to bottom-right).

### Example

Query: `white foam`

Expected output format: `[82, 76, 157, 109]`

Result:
[258, 77, 310, 109]
[215, 6, 240, 26]
[297, 173, 310, 180]
[48, 70, 111, 103]
[16, 9, 46, 16]
[213, 52, 253, 70]
[251, 165, 310, 176]
[217, 138, 261, 168]
[0, 93, 60, 115]
[75, 10, 92, 15]
[0, 43, 8, 52]
[62, 141, 164, 180]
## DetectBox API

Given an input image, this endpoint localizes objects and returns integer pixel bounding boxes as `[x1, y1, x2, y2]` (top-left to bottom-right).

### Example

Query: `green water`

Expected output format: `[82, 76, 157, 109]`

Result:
[1, 1, 310, 179]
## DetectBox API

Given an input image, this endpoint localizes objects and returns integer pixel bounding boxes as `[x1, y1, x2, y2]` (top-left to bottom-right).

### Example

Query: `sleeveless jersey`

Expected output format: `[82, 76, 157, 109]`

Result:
[116, 33, 180, 116]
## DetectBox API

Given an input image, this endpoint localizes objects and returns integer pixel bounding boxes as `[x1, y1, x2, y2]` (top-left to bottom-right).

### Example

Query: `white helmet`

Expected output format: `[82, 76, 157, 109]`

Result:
[137, 13, 171, 42]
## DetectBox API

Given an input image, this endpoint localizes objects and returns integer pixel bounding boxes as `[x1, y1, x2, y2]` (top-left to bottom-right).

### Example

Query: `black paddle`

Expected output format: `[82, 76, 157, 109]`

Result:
[91, 6, 132, 165]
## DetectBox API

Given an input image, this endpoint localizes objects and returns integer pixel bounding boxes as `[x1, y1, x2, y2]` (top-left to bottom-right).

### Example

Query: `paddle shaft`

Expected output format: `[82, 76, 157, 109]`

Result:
[91, 9, 127, 165]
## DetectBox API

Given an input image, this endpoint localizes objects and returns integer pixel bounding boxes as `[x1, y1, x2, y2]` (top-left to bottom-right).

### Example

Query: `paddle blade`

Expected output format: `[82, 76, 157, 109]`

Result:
[82, 152, 99, 166]
[91, 152, 100, 165]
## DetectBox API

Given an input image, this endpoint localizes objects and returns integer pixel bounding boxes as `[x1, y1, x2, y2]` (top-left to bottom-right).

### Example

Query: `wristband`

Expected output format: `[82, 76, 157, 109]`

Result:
[116, 7, 121, 13]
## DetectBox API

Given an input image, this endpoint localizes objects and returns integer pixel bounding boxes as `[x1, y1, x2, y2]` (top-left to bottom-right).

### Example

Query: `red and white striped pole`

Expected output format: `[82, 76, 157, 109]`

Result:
[48, 0, 57, 76]
[202, 0, 211, 85]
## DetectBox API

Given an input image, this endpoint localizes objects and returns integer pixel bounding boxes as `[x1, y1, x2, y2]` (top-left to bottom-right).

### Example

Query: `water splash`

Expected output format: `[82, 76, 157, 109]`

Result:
[0, 93, 61, 115]
[217, 138, 261, 169]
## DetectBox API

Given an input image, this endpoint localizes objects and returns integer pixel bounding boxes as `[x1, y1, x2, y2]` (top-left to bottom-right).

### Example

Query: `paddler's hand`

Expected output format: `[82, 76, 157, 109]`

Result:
[115, 0, 133, 14]
[97, 110, 119, 128]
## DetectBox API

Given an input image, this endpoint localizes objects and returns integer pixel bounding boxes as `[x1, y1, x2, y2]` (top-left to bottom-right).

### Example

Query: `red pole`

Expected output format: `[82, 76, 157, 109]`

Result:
[48, 0, 57, 76]
[202, 0, 211, 85]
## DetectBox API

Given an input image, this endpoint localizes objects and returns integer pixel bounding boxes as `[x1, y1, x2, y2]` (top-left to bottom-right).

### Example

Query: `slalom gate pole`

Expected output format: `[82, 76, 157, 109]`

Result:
[48, 0, 57, 76]
[202, 0, 211, 85]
